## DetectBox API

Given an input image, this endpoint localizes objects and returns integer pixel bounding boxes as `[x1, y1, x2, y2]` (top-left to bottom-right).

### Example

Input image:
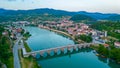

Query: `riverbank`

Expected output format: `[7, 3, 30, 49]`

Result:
[23, 40, 31, 52]
[91, 45, 120, 64]
[38, 26, 84, 44]
[23, 26, 120, 68]
[20, 31, 41, 68]
[19, 49, 41, 68]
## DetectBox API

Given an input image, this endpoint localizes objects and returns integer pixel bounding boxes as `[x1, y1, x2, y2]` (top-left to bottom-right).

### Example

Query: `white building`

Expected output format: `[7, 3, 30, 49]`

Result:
[114, 42, 120, 48]
[104, 31, 107, 37]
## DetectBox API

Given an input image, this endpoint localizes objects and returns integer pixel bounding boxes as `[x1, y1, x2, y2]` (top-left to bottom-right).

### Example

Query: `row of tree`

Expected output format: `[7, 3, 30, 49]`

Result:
[97, 45, 120, 63]
[75, 35, 93, 43]
[0, 25, 12, 67]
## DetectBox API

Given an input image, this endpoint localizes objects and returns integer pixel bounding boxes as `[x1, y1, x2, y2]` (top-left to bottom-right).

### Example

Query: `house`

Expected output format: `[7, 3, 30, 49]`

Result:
[91, 31, 97, 36]
[115, 30, 120, 33]
[114, 42, 120, 48]
[16, 28, 22, 33]
[103, 44, 109, 47]
[67, 28, 76, 35]
[2, 31, 8, 36]
[10, 33, 17, 40]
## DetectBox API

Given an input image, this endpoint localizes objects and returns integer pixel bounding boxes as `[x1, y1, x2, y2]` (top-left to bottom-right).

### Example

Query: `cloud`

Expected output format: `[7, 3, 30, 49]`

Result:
[0, 0, 120, 14]
[6, 0, 16, 1]
[5, 0, 24, 1]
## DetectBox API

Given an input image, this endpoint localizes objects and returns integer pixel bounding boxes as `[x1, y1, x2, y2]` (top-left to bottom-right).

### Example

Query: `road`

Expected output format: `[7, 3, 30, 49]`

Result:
[19, 39, 24, 49]
[13, 37, 22, 68]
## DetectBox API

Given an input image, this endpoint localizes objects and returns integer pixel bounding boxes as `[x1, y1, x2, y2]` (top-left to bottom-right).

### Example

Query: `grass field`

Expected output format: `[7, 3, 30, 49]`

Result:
[23, 41, 31, 52]
[19, 49, 41, 68]
[7, 56, 14, 68]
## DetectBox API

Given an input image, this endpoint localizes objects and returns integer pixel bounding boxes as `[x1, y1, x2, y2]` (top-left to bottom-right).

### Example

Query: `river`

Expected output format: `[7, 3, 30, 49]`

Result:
[24, 26, 120, 68]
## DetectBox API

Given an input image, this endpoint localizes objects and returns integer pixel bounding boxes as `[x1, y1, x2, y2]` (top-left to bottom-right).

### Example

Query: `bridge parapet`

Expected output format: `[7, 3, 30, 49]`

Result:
[22, 43, 95, 57]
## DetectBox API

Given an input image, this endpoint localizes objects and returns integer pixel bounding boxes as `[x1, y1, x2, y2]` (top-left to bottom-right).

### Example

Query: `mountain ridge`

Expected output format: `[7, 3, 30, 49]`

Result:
[0, 8, 120, 21]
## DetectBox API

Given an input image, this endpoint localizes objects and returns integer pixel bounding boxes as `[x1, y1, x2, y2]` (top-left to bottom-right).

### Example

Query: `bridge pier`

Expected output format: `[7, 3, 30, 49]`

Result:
[87, 44, 91, 47]
[47, 50, 54, 56]
[67, 46, 73, 53]
[36, 53, 40, 59]
[54, 49, 61, 55]
[47, 50, 51, 56]
[73, 46, 78, 51]
[78, 45, 82, 49]
[23, 43, 94, 58]
[82, 44, 86, 48]
[40, 51, 47, 57]
[61, 47, 67, 54]
[31, 53, 36, 57]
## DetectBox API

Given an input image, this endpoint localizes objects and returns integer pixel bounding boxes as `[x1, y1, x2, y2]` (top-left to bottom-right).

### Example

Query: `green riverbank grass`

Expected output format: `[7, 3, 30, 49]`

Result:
[23, 41, 31, 52]
[19, 49, 41, 68]
[7, 56, 14, 68]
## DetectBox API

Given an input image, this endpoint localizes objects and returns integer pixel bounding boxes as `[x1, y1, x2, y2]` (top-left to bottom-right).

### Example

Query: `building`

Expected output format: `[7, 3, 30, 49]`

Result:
[115, 30, 120, 33]
[91, 31, 97, 36]
[104, 31, 107, 37]
[103, 44, 109, 47]
[114, 42, 120, 48]
[2, 31, 8, 36]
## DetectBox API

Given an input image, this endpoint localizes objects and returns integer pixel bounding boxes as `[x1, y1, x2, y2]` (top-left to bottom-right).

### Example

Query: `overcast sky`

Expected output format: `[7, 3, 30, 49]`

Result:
[0, 0, 120, 14]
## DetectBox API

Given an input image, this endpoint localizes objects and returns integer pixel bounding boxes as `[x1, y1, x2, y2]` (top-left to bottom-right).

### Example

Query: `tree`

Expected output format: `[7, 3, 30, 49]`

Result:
[97, 44, 109, 56]
[0, 36, 12, 64]
[75, 35, 92, 43]
[96, 44, 120, 62]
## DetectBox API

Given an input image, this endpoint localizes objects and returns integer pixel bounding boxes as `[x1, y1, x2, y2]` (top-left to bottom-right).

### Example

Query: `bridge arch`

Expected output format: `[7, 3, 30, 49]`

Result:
[61, 47, 67, 54]
[47, 50, 54, 56]
[54, 49, 61, 55]
[40, 51, 47, 58]
[67, 46, 74, 53]
[73, 46, 78, 51]
[23, 43, 94, 58]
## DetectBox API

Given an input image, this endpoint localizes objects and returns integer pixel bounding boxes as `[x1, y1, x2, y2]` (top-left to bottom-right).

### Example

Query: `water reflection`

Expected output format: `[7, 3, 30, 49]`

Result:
[98, 56, 108, 63]
[97, 54, 120, 68]
[108, 61, 120, 68]
[35, 48, 120, 68]
[26, 27, 120, 68]
[35, 48, 92, 61]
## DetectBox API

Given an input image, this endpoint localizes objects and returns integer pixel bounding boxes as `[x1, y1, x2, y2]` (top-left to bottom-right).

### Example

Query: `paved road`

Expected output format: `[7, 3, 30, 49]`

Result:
[19, 39, 24, 49]
[13, 37, 22, 68]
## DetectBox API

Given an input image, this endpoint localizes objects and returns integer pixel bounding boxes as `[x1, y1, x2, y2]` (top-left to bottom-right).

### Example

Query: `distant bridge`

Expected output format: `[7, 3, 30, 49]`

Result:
[22, 43, 95, 57]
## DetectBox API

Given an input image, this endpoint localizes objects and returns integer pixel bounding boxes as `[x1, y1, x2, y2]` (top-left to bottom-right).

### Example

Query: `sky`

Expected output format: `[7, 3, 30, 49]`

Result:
[0, 0, 120, 14]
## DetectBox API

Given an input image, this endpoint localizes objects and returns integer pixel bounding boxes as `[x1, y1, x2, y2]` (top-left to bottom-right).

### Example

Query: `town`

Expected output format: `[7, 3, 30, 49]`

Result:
[0, 0, 120, 68]
[1, 18, 120, 68]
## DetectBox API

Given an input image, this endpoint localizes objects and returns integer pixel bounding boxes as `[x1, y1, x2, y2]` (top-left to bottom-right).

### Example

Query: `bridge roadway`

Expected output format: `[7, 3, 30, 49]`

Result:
[23, 43, 94, 57]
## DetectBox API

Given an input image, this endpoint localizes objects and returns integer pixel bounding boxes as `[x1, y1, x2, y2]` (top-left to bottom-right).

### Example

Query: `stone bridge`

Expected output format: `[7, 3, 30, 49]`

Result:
[23, 43, 94, 57]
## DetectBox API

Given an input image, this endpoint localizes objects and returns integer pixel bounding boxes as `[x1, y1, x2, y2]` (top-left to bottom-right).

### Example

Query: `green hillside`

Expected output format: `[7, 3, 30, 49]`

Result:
[70, 14, 96, 22]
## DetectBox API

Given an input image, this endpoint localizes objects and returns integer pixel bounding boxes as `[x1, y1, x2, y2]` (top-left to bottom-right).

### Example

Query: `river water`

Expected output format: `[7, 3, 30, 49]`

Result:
[24, 27, 120, 68]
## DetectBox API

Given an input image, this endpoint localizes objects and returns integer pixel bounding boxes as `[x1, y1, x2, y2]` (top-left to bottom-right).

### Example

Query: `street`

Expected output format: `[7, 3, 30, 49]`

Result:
[13, 37, 22, 68]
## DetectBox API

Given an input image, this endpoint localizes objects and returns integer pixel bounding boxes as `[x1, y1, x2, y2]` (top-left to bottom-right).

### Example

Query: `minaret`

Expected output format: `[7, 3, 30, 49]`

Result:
[104, 31, 107, 37]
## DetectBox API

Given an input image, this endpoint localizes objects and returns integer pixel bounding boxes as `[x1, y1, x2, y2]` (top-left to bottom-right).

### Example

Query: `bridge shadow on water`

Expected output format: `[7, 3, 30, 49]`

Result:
[35, 48, 93, 61]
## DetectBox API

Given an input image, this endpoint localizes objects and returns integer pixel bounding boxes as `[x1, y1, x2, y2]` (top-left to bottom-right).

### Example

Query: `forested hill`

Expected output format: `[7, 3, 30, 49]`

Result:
[70, 14, 96, 22]
[105, 15, 120, 21]
[77, 11, 118, 20]
[0, 8, 120, 22]
[0, 8, 76, 16]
